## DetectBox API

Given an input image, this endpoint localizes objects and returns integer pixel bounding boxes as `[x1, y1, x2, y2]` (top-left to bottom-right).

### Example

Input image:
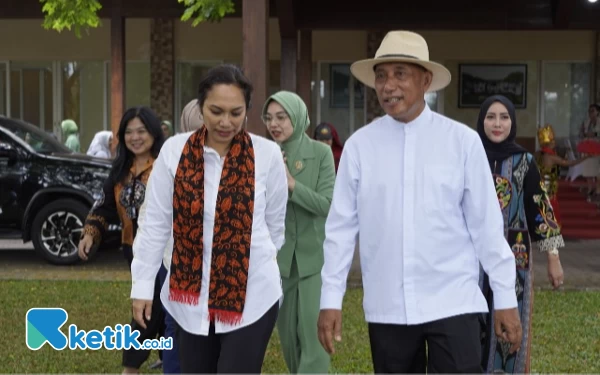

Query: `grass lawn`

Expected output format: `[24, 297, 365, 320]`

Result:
[1, 280, 598, 373]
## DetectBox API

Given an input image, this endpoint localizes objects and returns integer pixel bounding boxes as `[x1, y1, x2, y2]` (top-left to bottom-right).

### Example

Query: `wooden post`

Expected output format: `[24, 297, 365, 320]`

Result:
[110, 1, 125, 151]
[242, 0, 269, 136]
[150, 18, 175, 125]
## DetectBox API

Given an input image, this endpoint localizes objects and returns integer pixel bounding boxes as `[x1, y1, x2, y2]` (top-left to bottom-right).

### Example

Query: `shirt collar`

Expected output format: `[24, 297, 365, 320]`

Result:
[388, 102, 432, 129]
[129, 157, 155, 175]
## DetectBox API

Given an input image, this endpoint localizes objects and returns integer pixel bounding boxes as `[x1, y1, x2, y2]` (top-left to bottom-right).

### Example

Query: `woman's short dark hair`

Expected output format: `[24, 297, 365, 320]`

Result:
[197, 64, 253, 110]
[109, 106, 165, 185]
[590, 104, 600, 112]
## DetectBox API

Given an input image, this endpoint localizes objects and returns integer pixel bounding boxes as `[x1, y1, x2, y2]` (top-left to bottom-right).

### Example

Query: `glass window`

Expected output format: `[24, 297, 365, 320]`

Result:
[316, 62, 365, 144]
[7, 62, 53, 132]
[542, 62, 592, 148]
[0, 117, 69, 154]
[62, 61, 105, 153]
[425, 92, 438, 112]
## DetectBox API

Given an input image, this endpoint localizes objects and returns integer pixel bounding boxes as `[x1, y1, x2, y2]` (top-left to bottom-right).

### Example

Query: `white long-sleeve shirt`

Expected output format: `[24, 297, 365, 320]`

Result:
[320, 104, 517, 325]
[130, 131, 288, 335]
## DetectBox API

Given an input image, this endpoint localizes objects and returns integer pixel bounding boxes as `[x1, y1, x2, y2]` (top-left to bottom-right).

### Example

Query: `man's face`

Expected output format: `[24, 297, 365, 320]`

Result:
[374, 62, 432, 122]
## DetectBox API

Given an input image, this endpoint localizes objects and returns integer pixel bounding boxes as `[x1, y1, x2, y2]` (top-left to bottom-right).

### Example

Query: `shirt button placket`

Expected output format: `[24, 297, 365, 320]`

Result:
[403, 126, 417, 323]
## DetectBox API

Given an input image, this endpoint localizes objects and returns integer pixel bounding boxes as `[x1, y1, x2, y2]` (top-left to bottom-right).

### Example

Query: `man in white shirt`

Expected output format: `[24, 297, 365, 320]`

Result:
[317, 30, 522, 373]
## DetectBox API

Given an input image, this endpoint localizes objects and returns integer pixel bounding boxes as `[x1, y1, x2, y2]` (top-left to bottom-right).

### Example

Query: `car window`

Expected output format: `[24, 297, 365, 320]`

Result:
[0, 118, 70, 154]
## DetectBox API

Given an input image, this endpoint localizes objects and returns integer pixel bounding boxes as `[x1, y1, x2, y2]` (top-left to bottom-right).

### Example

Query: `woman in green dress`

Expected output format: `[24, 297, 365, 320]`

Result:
[61, 119, 80, 152]
[262, 91, 336, 374]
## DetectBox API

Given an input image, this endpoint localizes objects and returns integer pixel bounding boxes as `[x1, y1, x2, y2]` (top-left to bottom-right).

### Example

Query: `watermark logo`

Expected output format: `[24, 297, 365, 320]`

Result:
[26, 308, 68, 350]
[26, 308, 172, 351]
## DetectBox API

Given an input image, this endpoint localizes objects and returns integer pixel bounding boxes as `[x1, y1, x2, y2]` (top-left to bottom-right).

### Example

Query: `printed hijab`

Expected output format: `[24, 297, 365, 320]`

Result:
[477, 95, 527, 168]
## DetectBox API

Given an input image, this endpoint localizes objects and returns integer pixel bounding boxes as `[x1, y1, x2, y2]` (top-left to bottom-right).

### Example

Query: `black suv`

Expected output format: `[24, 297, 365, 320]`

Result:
[0, 116, 119, 265]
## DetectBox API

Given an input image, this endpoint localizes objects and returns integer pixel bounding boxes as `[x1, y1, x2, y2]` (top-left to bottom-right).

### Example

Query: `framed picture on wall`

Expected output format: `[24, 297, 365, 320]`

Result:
[458, 64, 527, 108]
[330, 64, 364, 108]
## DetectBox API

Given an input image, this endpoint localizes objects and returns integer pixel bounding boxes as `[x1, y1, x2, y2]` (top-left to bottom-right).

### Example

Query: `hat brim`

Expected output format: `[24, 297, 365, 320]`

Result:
[350, 57, 451, 92]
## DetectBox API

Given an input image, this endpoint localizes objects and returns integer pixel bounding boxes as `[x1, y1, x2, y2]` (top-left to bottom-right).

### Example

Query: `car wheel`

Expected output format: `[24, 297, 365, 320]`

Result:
[31, 199, 89, 265]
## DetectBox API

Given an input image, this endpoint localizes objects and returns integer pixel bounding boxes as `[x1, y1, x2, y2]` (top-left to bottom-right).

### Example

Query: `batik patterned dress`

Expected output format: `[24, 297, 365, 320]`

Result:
[481, 153, 565, 374]
[536, 150, 562, 223]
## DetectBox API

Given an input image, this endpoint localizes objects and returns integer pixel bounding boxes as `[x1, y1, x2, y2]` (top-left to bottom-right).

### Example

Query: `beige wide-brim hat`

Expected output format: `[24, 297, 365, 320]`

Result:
[350, 30, 451, 92]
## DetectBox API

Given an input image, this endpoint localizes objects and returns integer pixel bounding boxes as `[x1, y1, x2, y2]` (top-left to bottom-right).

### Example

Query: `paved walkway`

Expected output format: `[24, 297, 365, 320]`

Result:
[0, 239, 598, 289]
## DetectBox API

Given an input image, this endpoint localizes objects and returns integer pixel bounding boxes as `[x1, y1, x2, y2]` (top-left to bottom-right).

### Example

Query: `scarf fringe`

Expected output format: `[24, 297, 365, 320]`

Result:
[169, 289, 243, 325]
[209, 308, 243, 326]
[169, 288, 199, 305]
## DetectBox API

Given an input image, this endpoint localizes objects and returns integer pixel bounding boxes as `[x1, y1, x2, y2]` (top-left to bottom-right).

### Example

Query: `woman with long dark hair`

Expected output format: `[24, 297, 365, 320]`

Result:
[130, 64, 289, 373]
[78, 105, 165, 374]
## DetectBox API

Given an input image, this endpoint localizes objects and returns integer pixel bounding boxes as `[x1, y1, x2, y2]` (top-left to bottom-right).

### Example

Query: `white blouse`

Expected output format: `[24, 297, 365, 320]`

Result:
[130, 131, 288, 335]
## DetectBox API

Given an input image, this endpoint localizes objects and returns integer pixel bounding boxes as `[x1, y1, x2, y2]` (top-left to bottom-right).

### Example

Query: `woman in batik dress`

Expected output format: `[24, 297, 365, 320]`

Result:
[536, 123, 588, 222]
[477, 95, 565, 374]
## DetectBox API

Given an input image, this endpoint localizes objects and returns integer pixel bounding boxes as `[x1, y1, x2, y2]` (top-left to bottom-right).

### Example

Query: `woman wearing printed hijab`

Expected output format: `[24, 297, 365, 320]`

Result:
[61, 119, 80, 152]
[87, 130, 113, 158]
[263, 91, 336, 374]
[313, 122, 344, 173]
[477, 95, 565, 374]
[180, 98, 204, 132]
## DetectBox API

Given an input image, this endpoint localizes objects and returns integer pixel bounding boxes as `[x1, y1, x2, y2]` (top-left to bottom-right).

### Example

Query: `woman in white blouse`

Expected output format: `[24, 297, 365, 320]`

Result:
[130, 64, 288, 373]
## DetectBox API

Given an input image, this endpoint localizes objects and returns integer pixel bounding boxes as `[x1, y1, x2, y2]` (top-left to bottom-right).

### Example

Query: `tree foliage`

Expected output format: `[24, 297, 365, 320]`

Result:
[40, 0, 103, 38]
[39, 0, 235, 38]
[178, 0, 235, 26]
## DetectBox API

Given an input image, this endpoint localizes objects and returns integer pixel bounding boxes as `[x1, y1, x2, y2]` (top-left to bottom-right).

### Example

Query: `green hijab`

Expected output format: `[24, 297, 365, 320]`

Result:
[61, 119, 80, 152]
[61, 119, 78, 136]
[262, 91, 310, 162]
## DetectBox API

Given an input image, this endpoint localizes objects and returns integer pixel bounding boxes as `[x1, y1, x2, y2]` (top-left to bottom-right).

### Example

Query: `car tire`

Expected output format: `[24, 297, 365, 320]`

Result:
[31, 199, 90, 265]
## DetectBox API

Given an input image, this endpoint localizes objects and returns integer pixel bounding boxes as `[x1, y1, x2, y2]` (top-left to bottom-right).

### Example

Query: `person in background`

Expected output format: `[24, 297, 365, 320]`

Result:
[87, 130, 113, 159]
[61, 119, 80, 152]
[536, 124, 588, 224]
[477, 95, 565, 373]
[161, 120, 174, 140]
[313, 122, 344, 173]
[78, 106, 166, 374]
[578, 104, 600, 199]
[180, 98, 204, 133]
[263, 91, 336, 373]
[139, 98, 207, 374]
[130, 64, 288, 374]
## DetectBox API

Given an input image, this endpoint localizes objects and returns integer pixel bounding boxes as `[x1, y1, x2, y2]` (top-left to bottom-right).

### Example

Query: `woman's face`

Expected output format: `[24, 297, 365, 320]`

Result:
[483, 102, 512, 143]
[589, 106, 598, 120]
[264, 101, 294, 143]
[161, 124, 171, 139]
[124, 117, 155, 157]
[201, 84, 246, 147]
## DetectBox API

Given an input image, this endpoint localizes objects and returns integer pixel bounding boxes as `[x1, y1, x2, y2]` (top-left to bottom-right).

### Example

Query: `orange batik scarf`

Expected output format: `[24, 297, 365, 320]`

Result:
[169, 126, 255, 325]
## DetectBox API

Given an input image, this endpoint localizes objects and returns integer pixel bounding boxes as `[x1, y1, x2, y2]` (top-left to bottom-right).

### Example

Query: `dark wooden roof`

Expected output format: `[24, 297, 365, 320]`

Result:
[1, 0, 599, 30]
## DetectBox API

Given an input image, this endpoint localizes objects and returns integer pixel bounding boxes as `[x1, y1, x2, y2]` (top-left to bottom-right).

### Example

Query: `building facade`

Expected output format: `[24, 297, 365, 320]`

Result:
[1, 0, 599, 153]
